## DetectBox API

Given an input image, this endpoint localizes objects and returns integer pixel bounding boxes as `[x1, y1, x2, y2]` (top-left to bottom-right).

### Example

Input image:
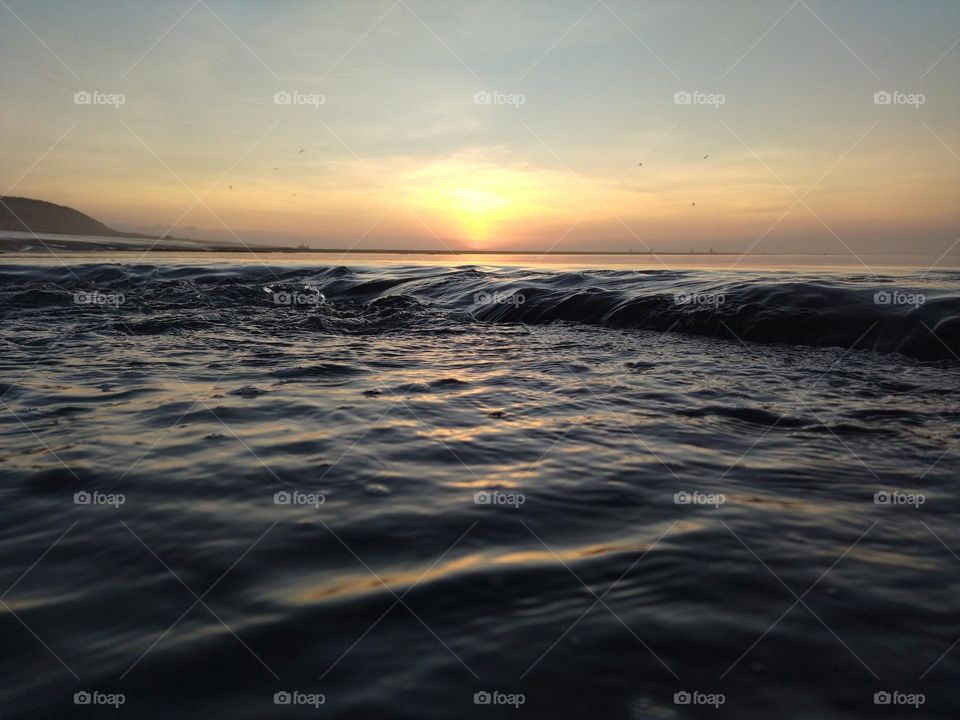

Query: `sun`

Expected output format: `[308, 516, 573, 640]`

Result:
[444, 188, 512, 245]
[403, 156, 571, 248]
[449, 188, 511, 216]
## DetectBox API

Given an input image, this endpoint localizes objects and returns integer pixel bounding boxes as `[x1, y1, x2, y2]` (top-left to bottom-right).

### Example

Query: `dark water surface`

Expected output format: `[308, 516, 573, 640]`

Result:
[2, 260, 959, 718]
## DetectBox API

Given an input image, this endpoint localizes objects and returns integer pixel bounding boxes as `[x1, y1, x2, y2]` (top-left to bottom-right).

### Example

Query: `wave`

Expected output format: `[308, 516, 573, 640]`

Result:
[0, 262, 957, 361]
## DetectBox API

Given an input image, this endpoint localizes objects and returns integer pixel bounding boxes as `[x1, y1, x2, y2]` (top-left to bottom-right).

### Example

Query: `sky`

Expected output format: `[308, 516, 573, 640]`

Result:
[1, 0, 958, 254]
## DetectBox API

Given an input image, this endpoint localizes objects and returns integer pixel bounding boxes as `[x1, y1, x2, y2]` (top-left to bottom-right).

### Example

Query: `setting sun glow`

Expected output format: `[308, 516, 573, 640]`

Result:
[403, 158, 579, 248]
[446, 188, 511, 244]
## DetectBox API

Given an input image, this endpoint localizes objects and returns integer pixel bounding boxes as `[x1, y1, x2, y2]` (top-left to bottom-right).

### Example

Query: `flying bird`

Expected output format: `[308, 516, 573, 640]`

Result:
[298, 148, 305, 154]
[704, 154, 709, 159]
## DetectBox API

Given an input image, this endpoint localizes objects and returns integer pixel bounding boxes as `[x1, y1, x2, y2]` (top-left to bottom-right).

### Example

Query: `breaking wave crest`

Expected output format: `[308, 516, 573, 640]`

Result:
[1, 262, 957, 361]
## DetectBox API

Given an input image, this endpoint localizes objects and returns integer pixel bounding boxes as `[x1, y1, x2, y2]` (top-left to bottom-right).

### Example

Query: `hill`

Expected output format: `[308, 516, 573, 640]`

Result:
[0, 196, 121, 236]
[0, 196, 306, 253]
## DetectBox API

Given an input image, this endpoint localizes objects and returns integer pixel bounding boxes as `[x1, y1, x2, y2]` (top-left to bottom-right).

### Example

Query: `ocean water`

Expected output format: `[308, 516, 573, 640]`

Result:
[1, 257, 959, 719]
